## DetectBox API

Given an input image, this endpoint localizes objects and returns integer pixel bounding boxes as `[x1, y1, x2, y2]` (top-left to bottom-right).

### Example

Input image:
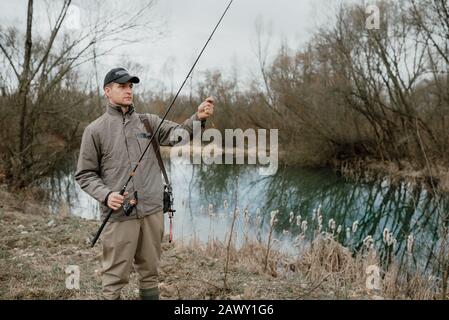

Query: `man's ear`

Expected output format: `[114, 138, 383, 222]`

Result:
[104, 85, 111, 98]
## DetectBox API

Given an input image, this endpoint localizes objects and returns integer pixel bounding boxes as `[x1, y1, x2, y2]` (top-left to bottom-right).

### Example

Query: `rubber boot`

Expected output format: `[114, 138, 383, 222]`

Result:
[139, 287, 159, 300]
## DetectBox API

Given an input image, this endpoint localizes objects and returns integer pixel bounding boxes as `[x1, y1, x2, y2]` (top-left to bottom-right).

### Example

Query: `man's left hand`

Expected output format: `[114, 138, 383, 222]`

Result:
[197, 96, 215, 120]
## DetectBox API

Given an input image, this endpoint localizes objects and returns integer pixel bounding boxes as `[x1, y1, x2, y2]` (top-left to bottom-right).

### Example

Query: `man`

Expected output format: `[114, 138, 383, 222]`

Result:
[75, 67, 214, 300]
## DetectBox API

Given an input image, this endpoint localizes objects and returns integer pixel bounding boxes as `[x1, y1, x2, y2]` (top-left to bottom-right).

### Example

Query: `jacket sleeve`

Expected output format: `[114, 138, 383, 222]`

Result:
[150, 113, 206, 146]
[75, 125, 112, 204]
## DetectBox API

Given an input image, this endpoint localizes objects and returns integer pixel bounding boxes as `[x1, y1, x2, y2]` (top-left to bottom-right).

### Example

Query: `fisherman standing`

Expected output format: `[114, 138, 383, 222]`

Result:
[75, 67, 214, 300]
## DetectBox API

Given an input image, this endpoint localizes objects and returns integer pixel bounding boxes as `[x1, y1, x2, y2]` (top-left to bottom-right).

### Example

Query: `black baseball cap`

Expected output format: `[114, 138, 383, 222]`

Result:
[103, 67, 140, 88]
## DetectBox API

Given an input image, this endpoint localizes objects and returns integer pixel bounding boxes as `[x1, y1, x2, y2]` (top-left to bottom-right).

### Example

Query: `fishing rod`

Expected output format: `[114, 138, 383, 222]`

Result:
[91, 0, 234, 247]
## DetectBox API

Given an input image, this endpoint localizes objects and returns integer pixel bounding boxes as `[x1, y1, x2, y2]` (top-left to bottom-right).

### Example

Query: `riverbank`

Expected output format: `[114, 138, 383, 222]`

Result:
[0, 186, 445, 300]
[331, 157, 449, 194]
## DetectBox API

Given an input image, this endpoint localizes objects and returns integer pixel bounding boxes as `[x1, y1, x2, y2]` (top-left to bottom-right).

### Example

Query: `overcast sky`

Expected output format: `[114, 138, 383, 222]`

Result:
[145, 0, 328, 87]
[0, 0, 350, 91]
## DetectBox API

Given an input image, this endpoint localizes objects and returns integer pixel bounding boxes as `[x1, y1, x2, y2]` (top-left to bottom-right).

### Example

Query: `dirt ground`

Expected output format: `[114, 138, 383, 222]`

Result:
[0, 205, 321, 300]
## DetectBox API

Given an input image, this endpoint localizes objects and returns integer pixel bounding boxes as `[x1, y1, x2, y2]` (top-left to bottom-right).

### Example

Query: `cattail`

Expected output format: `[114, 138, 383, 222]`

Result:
[289, 212, 294, 224]
[328, 219, 336, 232]
[270, 210, 278, 227]
[314, 204, 322, 230]
[301, 220, 308, 233]
[296, 215, 301, 227]
[336, 225, 342, 234]
[386, 234, 392, 246]
[317, 214, 323, 232]
[208, 204, 214, 216]
[363, 235, 374, 249]
[244, 208, 249, 219]
[383, 229, 395, 247]
[407, 234, 414, 254]
[383, 228, 389, 244]
[352, 221, 358, 233]
[346, 227, 351, 239]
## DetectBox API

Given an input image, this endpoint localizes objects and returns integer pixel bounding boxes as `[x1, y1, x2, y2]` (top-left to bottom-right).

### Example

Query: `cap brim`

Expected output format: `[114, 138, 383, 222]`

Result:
[115, 75, 140, 84]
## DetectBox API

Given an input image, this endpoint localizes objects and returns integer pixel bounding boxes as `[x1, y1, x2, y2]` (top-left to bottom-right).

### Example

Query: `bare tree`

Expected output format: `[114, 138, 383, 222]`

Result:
[0, 0, 159, 188]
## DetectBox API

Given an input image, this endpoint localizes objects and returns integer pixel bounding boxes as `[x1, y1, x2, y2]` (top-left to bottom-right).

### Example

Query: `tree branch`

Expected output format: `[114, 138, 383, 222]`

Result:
[0, 42, 20, 80]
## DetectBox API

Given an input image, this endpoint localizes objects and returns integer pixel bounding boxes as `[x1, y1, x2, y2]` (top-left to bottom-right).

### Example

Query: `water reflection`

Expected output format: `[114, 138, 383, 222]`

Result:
[44, 158, 448, 277]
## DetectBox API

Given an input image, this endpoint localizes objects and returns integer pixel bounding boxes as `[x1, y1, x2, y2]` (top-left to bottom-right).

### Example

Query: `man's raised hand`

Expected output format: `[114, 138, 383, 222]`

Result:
[197, 96, 215, 120]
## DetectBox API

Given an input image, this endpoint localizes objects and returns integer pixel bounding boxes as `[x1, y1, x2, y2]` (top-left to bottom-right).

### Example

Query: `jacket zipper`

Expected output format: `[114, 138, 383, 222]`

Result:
[122, 114, 140, 219]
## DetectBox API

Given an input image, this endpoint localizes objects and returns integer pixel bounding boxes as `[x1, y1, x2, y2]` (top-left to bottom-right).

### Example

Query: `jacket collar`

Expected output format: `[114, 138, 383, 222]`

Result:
[106, 102, 135, 117]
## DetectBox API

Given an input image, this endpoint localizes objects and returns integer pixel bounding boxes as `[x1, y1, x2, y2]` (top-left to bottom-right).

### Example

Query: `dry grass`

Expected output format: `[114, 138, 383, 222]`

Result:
[0, 187, 446, 300]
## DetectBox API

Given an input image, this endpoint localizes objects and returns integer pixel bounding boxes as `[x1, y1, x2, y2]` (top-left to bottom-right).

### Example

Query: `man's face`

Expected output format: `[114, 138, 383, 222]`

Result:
[104, 82, 134, 106]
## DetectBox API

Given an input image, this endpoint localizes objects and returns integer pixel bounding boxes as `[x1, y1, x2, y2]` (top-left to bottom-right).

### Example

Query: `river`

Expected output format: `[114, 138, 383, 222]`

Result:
[43, 156, 448, 277]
